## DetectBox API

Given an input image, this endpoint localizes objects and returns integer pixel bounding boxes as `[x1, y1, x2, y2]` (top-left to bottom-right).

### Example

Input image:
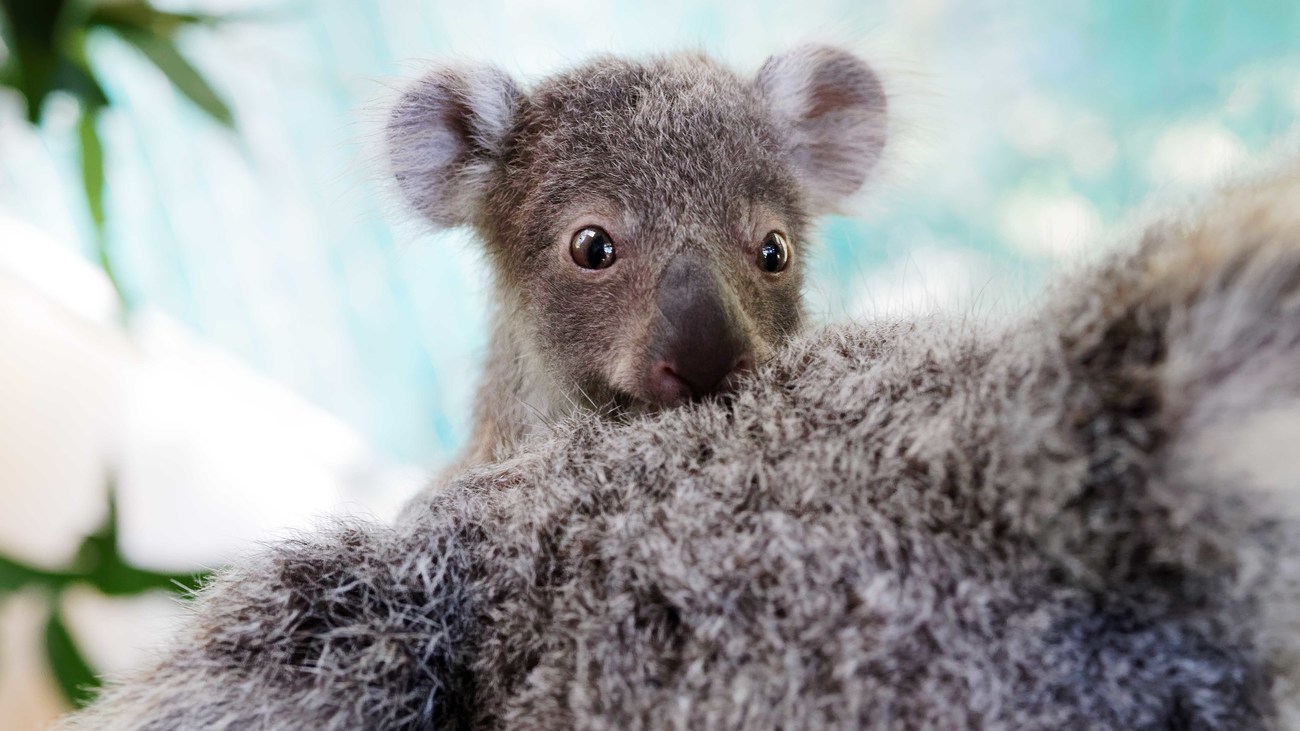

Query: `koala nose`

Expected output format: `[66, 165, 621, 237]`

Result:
[647, 355, 752, 405]
[645, 255, 752, 406]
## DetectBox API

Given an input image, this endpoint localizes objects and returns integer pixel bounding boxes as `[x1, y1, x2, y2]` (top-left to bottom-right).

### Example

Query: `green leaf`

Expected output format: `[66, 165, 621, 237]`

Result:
[44, 604, 101, 707]
[77, 104, 128, 307]
[78, 106, 104, 229]
[74, 488, 213, 597]
[53, 54, 109, 108]
[87, 1, 223, 37]
[111, 27, 233, 128]
[0, 2, 15, 73]
[0, 0, 67, 123]
[0, 554, 73, 595]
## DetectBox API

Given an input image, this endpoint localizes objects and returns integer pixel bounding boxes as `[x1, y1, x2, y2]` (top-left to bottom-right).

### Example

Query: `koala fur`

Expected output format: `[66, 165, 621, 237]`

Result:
[59, 165, 1300, 729]
[385, 48, 887, 469]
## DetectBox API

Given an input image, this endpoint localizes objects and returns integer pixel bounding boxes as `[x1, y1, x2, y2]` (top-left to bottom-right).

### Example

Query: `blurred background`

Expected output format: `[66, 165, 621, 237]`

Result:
[1, 0, 1298, 726]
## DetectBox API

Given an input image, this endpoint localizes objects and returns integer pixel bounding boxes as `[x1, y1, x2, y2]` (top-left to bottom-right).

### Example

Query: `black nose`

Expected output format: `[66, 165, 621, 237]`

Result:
[645, 255, 751, 405]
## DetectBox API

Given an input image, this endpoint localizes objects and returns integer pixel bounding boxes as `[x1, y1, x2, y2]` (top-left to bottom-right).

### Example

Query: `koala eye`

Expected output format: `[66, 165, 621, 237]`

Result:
[570, 226, 617, 270]
[757, 231, 790, 273]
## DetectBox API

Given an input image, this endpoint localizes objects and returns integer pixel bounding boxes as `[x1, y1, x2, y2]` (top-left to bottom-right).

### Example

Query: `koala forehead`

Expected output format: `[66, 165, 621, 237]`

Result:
[492, 54, 804, 244]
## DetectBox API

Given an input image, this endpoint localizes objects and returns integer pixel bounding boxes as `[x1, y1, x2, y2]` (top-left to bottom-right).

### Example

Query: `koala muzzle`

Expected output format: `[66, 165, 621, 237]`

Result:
[646, 255, 752, 405]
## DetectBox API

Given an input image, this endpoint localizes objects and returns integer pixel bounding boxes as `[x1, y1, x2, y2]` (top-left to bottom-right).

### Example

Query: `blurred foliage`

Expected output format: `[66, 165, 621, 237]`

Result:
[0, 0, 236, 308]
[0, 488, 212, 707]
[0, 0, 231, 708]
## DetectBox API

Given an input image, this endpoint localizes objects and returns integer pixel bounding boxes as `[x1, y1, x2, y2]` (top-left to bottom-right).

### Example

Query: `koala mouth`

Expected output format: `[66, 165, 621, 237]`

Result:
[608, 389, 658, 419]
[609, 377, 744, 420]
[601, 388, 686, 422]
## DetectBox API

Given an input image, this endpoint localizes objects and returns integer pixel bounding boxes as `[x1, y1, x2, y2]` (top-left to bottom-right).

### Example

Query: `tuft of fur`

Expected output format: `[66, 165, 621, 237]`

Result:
[64, 171, 1300, 729]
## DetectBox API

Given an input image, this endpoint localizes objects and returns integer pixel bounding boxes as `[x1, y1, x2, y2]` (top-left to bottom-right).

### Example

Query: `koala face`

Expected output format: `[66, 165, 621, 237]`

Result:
[388, 48, 886, 416]
[485, 57, 814, 412]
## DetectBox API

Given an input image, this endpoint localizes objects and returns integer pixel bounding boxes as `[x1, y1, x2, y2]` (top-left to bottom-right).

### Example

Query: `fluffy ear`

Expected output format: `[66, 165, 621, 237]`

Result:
[755, 46, 888, 213]
[386, 63, 523, 228]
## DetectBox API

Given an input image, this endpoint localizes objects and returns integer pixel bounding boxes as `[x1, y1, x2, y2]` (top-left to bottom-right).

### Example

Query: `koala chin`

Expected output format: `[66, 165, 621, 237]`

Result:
[384, 48, 888, 469]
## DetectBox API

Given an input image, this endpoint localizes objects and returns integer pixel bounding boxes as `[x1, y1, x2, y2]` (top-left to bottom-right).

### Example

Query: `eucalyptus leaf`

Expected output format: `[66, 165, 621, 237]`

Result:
[112, 26, 233, 128]
[77, 105, 130, 306]
[0, 1, 15, 68]
[82, 551, 213, 597]
[88, 1, 222, 36]
[0, 554, 73, 595]
[44, 604, 101, 707]
[0, 0, 67, 121]
[72, 488, 213, 596]
[52, 55, 109, 108]
[78, 106, 104, 229]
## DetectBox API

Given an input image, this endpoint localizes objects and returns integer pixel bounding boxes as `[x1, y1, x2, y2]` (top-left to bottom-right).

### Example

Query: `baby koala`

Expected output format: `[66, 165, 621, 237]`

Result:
[387, 46, 887, 468]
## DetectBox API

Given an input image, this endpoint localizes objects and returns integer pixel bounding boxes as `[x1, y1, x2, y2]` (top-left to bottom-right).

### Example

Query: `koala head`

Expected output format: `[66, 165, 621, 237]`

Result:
[387, 47, 886, 416]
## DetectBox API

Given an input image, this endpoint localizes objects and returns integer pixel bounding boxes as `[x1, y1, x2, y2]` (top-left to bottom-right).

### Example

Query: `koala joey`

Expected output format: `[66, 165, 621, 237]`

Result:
[386, 46, 887, 468]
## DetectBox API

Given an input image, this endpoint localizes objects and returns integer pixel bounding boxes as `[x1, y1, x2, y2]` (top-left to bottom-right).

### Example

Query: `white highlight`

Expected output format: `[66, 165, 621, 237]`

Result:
[1146, 122, 1247, 188]
[1000, 191, 1101, 260]
[849, 244, 1000, 318]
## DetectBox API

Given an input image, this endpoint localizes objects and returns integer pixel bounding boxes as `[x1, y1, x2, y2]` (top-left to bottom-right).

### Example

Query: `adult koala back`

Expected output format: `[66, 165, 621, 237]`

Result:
[62, 171, 1300, 729]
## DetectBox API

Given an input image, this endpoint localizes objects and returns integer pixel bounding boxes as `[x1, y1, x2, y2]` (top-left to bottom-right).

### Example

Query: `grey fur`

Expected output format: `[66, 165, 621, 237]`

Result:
[386, 49, 889, 470]
[62, 170, 1300, 728]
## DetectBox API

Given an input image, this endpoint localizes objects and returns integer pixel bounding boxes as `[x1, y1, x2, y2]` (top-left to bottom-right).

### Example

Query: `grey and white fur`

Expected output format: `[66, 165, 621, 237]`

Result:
[385, 47, 888, 469]
[60, 154, 1300, 727]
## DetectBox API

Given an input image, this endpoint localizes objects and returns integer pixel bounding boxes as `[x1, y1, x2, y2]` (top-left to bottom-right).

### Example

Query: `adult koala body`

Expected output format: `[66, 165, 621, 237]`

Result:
[387, 48, 887, 467]
[62, 171, 1300, 729]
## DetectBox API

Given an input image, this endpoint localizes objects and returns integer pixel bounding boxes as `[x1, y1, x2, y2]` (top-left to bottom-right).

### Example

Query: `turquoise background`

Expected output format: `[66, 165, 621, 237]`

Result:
[2, 0, 1298, 467]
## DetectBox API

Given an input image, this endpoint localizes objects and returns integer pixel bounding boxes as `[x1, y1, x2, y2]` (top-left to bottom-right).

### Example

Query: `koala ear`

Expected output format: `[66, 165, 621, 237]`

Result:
[386, 63, 523, 228]
[755, 46, 888, 213]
